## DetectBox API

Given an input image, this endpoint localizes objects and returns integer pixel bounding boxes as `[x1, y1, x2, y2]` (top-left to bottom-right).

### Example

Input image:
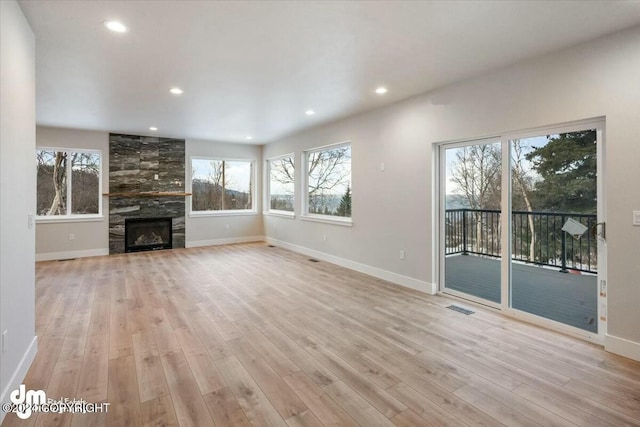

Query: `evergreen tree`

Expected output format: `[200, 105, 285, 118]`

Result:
[337, 186, 352, 217]
[526, 130, 597, 213]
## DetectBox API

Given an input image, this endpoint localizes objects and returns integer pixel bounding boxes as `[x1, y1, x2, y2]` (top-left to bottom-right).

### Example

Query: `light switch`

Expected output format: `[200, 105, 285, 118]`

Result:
[633, 211, 640, 226]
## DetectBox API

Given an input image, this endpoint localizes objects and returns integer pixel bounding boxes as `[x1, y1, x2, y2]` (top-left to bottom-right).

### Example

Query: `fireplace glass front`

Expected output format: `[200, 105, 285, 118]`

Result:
[125, 217, 172, 252]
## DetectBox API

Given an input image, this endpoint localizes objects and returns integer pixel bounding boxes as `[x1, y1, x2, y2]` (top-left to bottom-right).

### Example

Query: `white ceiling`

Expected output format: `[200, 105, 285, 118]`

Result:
[19, 1, 640, 144]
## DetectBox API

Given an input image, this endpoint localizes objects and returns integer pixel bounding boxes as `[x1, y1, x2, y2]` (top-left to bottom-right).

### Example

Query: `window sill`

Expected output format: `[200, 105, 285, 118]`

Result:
[300, 214, 352, 227]
[36, 215, 104, 224]
[190, 210, 259, 218]
[263, 211, 296, 219]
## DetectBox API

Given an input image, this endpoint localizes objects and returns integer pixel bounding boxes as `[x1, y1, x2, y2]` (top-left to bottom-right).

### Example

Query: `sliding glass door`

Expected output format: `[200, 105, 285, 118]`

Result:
[443, 140, 502, 307]
[440, 121, 605, 338]
[508, 130, 599, 333]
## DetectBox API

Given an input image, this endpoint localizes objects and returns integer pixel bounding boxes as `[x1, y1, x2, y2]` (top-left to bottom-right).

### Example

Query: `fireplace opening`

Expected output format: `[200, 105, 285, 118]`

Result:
[125, 217, 172, 253]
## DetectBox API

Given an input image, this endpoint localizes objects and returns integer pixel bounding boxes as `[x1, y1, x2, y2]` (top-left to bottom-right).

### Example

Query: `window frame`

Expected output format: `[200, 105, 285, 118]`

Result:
[264, 153, 296, 218]
[189, 156, 257, 217]
[36, 147, 103, 223]
[301, 141, 352, 226]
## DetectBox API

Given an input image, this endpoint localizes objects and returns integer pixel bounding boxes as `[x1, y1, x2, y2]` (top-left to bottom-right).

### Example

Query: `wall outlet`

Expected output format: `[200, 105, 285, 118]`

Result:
[154, 173, 159, 180]
[1, 330, 7, 354]
[380, 162, 385, 172]
[399, 250, 405, 260]
[633, 211, 640, 226]
[27, 213, 34, 229]
[323, 233, 327, 241]
[69, 233, 75, 241]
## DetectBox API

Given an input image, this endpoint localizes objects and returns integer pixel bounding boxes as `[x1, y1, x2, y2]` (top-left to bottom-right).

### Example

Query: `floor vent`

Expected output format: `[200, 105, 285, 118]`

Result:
[447, 305, 474, 315]
[268, 245, 275, 248]
[308, 258, 320, 263]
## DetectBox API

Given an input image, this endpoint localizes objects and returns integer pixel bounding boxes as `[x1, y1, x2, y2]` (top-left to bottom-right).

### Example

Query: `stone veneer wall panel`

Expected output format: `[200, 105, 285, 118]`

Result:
[108, 133, 185, 254]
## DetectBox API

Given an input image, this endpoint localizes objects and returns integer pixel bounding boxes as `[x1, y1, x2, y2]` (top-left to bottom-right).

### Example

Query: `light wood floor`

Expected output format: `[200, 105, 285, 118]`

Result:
[3, 242, 640, 427]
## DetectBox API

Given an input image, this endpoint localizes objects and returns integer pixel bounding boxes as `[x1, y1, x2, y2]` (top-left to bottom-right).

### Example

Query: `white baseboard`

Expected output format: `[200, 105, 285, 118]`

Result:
[605, 334, 640, 362]
[0, 336, 38, 424]
[36, 248, 109, 262]
[266, 237, 435, 295]
[186, 235, 265, 248]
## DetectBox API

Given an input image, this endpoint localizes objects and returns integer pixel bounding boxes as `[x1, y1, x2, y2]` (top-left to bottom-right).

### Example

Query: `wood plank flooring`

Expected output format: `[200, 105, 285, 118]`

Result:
[3, 242, 640, 426]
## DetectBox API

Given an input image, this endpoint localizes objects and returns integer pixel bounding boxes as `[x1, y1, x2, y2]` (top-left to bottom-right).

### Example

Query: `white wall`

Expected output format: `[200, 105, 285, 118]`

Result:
[35, 130, 265, 257]
[35, 127, 109, 260]
[0, 0, 38, 417]
[186, 139, 264, 246]
[263, 26, 640, 360]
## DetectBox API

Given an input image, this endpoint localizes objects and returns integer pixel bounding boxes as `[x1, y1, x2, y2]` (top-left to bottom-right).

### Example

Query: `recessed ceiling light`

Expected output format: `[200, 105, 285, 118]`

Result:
[149, 127, 158, 131]
[103, 21, 128, 33]
[245, 136, 253, 140]
[305, 110, 315, 116]
[375, 87, 388, 94]
[169, 87, 183, 95]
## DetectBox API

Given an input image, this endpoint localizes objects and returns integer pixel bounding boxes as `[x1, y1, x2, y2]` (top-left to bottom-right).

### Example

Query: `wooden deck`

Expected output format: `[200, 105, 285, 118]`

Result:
[445, 254, 597, 332]
[2, 243, 639, 426]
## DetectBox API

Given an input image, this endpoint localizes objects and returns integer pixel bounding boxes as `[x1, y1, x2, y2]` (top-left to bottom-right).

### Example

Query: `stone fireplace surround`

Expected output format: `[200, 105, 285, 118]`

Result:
[108, 133, 186, 254]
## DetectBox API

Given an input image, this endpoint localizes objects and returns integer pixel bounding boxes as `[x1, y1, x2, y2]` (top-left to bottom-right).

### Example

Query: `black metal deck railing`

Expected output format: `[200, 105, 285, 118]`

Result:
[445, 209, 597, 273]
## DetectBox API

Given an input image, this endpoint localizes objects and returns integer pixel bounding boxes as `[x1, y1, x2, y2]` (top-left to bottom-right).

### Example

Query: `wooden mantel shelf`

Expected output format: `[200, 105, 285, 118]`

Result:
[103, 192, 192, 197]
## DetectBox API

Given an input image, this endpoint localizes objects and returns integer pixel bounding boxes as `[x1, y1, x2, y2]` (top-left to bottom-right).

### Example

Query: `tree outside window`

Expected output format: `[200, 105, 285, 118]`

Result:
[191, 159, 254, 212]
[36, 149, 101, 217]
[306, 143, 351, 218]
[268, 156, 295, 212]
[445, 130, 597, 265]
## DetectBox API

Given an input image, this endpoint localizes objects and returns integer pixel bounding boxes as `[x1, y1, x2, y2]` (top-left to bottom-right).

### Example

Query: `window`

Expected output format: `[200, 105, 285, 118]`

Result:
[267, 155, 295, 213]
[191, 158, 255, 213]
[304, 142, 352, 219]
[36, 148, 102, 218]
